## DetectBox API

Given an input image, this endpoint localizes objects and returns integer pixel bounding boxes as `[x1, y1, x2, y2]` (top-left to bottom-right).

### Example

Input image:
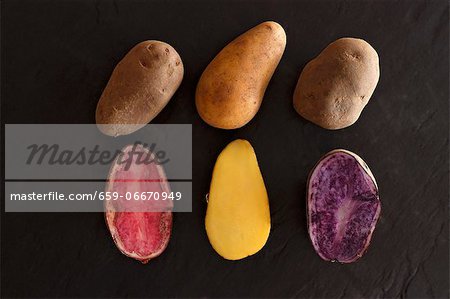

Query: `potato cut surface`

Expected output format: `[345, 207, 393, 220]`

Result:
[105, 144, 172, 263]
[308, 150, 380, 263]
[205, 139, 270, 260]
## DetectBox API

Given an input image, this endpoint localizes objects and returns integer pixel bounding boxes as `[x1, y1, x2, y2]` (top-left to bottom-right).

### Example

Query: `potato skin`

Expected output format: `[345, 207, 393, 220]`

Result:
[96, 41, 184, 136]
[293, 38, 379, 130]
[196, 21, 286, 129]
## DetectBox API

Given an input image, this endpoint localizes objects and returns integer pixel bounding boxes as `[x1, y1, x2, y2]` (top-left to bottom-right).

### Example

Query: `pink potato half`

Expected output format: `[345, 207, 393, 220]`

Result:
[307, 149, 381, 263]
[105, 144, 172, 263]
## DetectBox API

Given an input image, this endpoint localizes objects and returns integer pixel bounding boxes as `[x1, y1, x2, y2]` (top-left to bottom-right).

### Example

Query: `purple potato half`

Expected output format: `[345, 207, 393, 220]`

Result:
[307, 149, 381, 263]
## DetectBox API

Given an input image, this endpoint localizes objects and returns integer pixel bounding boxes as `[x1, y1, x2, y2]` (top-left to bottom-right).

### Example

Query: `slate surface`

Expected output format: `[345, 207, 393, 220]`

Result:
[1, 0, 449, 298]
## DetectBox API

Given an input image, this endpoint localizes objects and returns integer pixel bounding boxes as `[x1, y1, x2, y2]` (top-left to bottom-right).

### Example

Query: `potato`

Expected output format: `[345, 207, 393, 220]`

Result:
[196, 21, 286, 129]
[205, 139, 270, 260]
[105, 144, 172, 264]
[96, 41, 184, 136]
[307, 149, 380, 263]
[293, 38, 379, 130]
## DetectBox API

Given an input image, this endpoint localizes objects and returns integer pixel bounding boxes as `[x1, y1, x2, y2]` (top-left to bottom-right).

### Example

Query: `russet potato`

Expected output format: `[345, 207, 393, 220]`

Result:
[293, 38, 379, 130]
[96, 40, 184, 136]
[196, 21, 286, 129]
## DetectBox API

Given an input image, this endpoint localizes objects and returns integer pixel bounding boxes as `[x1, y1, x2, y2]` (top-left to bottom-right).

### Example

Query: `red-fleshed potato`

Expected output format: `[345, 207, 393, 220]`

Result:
[105, 144, 173, 263]
[96, 41, 184, 136]
[196, 21, 286, 129]
[293, 38, 379, 130]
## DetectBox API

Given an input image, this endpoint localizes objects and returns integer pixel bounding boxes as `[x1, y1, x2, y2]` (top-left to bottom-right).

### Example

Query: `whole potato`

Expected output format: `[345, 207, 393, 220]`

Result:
[96, 40, 184, 136]
[293, 38, 379, 130]
[196, 21, 286, 129]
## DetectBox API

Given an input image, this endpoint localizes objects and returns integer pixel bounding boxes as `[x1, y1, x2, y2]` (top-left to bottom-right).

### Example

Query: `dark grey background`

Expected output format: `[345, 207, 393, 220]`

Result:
[1, 0, 449, 298]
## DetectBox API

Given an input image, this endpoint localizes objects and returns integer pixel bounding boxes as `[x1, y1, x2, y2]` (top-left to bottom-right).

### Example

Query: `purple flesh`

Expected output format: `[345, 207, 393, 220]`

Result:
[308, 150, 380, 263]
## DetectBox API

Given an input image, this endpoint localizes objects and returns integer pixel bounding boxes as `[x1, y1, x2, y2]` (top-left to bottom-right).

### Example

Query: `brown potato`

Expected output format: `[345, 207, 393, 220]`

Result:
[96, 40, 184, 136]
[293, 38, 379, 130]
[196, 21, 286, 129]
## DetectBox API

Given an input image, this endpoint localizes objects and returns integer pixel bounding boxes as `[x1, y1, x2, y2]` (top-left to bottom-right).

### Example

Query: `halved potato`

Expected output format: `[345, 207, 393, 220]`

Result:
[205, 139, 271, 260]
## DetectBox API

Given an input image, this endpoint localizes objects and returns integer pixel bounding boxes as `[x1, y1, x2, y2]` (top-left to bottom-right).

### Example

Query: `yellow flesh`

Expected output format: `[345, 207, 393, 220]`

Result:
[205, 139, 270, 260]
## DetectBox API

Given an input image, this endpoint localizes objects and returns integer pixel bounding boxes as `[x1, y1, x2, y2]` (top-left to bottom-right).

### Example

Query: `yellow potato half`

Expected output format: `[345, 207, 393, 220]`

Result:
[205, 139, 271, 260]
